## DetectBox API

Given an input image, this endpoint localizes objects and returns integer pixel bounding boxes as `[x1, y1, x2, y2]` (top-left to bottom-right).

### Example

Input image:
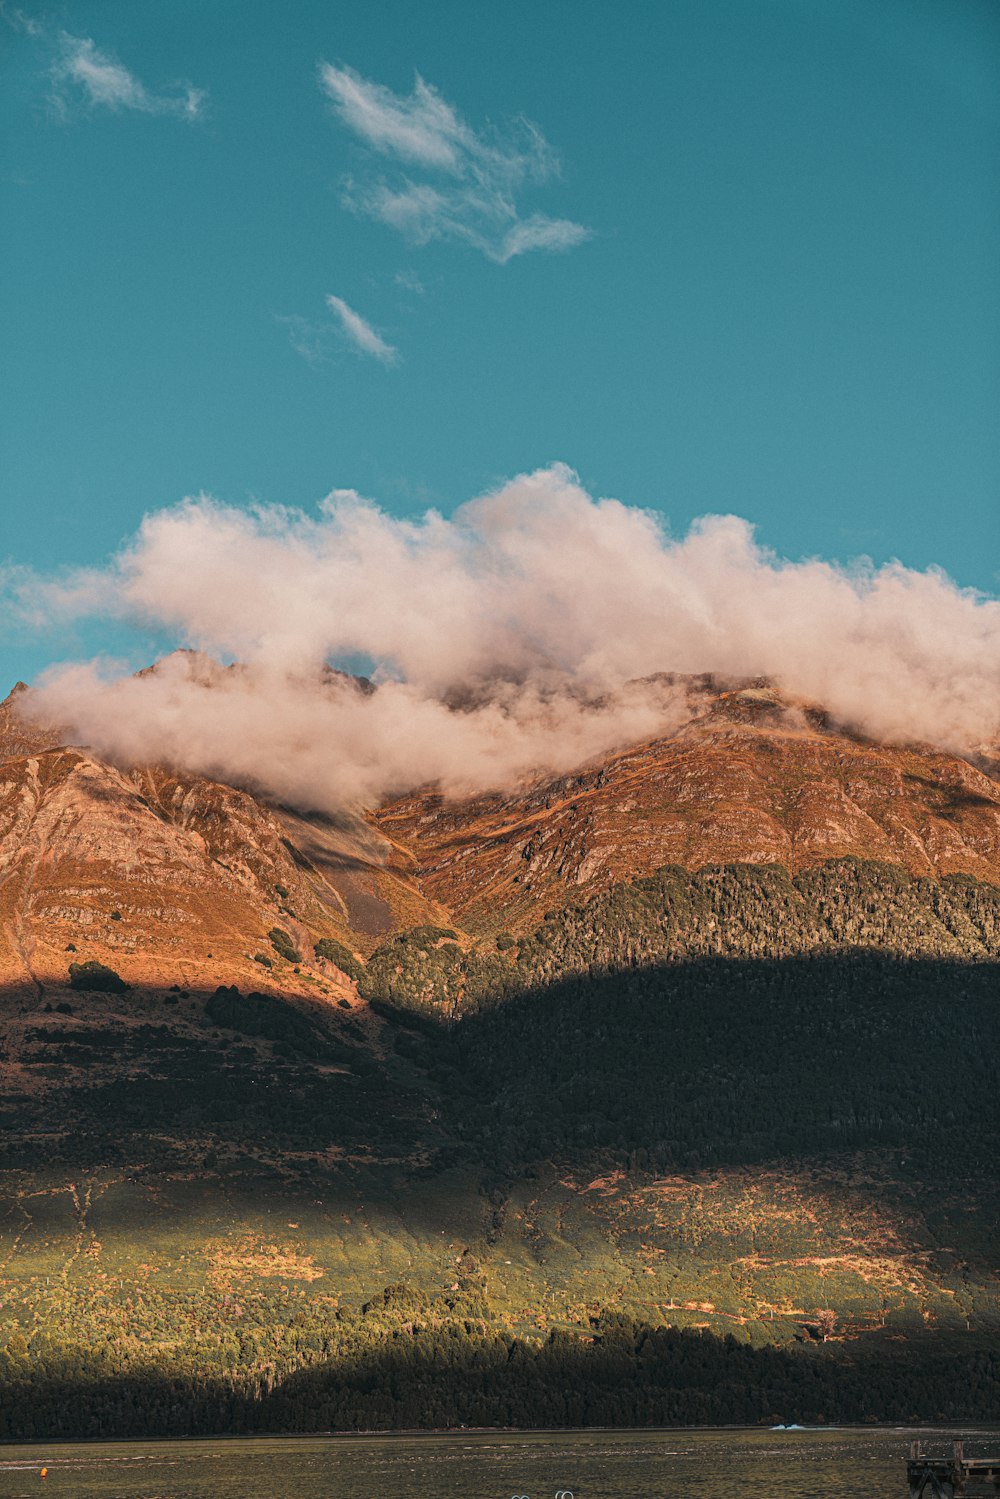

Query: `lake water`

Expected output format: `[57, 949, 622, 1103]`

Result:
[0, 1426, 995, 1498]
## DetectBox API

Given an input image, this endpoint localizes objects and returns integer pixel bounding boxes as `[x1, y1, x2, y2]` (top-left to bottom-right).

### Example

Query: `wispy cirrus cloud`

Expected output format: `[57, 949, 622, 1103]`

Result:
[50, 32, 206, 121]
[326, 294, 398, 363]
[320, 62, 590, 264]
[323, 66, 468, 170]
[279, 295, 398, 366]
[394, 269, 425, 295]
[1, 6, 43, 37]
[276, 313, 332, 368]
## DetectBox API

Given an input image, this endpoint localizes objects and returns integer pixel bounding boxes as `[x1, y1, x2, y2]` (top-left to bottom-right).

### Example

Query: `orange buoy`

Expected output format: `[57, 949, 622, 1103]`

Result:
[40, 1469, 48, 1479]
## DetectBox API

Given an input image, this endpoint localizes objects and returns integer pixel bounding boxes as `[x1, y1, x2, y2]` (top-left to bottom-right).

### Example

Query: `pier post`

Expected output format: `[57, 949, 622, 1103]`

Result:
[905, 1440, 1000, 1498]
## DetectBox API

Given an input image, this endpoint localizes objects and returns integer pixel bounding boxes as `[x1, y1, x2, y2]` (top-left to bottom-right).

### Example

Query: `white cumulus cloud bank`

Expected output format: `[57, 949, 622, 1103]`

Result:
[320, 62, 589, 263]
[51, 33, 205, 120]
[14, 465, 1000, 812]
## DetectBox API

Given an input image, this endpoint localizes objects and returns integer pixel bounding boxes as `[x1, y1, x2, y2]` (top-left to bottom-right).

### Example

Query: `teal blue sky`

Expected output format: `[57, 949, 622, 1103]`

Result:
[1, 0, 998, 688]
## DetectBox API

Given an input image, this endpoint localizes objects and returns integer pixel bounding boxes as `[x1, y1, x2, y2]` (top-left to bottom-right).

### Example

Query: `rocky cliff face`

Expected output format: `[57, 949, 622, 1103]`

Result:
[376, 683, 1000, 936]
[0, 701, 451, 1009]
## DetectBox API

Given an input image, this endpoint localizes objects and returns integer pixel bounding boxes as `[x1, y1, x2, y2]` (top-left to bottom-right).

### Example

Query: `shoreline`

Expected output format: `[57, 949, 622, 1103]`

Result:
[2, 1421, 997, 1449]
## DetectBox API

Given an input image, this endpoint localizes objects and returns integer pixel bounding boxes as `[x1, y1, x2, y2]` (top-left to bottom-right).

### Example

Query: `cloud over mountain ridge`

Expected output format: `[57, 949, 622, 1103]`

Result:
[14, 465, 1000, 812]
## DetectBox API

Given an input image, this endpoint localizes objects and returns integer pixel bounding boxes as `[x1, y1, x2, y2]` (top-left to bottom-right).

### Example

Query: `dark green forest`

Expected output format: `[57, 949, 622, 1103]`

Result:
[2, 1311, 999, 1441]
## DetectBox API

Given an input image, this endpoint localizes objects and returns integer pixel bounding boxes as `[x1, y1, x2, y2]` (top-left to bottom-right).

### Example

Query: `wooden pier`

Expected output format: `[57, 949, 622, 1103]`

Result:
[908, 1442, 1000, 1497]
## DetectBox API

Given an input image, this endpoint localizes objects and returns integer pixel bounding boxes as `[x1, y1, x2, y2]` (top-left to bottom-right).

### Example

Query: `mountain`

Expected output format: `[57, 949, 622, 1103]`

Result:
[0, 674, 998, 1438]
[377, 678, 1000, 935]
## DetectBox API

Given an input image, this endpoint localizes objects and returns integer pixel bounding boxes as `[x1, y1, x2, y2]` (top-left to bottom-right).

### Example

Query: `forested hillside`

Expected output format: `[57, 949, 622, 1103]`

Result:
[0, 854, 997, 1438]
